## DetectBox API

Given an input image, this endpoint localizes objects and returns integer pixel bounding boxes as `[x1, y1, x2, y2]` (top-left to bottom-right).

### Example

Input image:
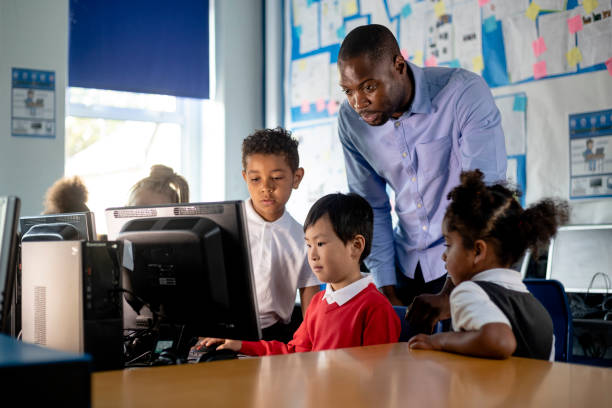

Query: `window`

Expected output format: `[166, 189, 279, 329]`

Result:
[65, 87, 200, 234]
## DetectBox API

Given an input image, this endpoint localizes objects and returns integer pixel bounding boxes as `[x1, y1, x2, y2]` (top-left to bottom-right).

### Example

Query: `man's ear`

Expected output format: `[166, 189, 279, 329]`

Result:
[293, 167, 305, 189]
[393, 54, 406, 75]
[349, 234, 365, 261]
[242, 170, 247, 182]
[473, 239, 488, 265]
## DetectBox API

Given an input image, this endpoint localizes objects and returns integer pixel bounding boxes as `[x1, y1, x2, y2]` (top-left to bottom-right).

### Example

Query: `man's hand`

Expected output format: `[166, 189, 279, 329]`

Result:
[380, 285, 404, 306]
[405, 277, 454, 333]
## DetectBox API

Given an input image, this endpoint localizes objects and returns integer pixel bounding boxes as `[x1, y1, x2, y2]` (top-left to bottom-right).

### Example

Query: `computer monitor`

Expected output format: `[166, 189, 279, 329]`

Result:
[547, 225, 612, 293]
[20, 212, 96, 241]
[0, 196, 20, 334]
[105, 205, 176, 241]
[116, 201, 260, 355]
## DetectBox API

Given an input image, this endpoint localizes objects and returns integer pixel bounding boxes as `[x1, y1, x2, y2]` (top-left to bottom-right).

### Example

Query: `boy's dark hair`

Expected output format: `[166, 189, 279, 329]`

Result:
[241, 127, 300, 172]
[338, 24, 401, 64]
[445, 170, 570, 266]
[303, 193, 373, 263]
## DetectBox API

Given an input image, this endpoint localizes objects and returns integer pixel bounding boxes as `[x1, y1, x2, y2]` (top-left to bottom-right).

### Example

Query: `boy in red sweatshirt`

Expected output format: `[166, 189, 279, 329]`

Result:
[199, 192, 400, 355]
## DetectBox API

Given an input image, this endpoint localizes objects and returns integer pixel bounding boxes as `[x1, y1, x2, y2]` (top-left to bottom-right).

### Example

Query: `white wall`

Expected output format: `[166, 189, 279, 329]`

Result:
[0, 0, 68, 217]
[492, 70, 612, 224]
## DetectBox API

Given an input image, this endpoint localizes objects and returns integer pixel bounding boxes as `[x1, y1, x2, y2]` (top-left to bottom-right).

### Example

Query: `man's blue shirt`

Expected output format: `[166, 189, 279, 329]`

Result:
[338, 62, 507, 287]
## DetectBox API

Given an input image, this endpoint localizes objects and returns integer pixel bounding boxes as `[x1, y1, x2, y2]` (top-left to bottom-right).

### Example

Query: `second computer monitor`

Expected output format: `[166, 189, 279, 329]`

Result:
[20, 211, 96, 241]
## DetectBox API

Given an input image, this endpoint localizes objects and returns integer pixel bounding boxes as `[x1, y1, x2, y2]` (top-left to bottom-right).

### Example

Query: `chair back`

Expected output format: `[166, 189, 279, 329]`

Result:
[524, 279, 573, 362]
[393, 306, 443, 342]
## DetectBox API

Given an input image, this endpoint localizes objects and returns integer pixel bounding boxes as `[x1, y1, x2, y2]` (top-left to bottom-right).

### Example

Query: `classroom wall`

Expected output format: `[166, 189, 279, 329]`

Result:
[0, 0, 68, 217]
[492, 70, 612, 224]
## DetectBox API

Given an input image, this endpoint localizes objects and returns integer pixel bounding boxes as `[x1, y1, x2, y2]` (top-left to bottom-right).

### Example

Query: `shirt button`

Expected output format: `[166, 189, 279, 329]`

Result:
[417, 203, 422, 208]
[402, 152, 407, 158]
[395, 122, 400, 128]
[422, 226, 427, 231]
[411, 177, 416, 182]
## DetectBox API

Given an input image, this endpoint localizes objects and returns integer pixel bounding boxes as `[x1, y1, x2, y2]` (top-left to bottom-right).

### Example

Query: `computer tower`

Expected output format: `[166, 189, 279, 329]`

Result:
[21, 241, 123, 371]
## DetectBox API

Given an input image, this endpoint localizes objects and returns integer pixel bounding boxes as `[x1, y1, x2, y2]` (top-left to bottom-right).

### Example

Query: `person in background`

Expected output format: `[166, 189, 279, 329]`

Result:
[128, 164, 189, 206]
[198, 193, 400, 355]
[408, 170, 569, 360]
[43, 175, 90, 214]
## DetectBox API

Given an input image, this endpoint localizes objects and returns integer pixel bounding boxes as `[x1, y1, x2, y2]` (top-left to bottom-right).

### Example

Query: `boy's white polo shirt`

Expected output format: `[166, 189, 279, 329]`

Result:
[322, 274, 374, 306]
[245, 199, 320, 329]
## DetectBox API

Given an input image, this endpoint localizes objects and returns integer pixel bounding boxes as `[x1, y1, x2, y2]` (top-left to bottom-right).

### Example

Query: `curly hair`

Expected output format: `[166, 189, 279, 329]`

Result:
[445, 170, 570, 266]
[241, 127, 300, 172]
[128, 164, 189, 205]
[43, 176, 90, 214]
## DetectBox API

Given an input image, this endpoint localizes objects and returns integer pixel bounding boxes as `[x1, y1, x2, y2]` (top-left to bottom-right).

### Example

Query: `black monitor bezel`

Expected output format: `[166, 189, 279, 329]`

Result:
[0, 196, 20, 334]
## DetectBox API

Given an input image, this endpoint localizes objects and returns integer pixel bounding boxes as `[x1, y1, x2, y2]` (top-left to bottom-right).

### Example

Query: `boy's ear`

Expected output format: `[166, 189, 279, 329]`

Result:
[349, 234, 365, 261]
[473, 239, 488, 265]
[292, 167, 305, 189]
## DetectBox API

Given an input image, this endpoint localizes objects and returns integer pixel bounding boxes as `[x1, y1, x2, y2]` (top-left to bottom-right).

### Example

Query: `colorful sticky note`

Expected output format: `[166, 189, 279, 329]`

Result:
[479, 0, 491, 6]
[343, 0, 358, 17]
[336, 25, 346, 39]
[307, 0, 315, 6]
[327, 100, 339, 115]
[484, 16, 497, 33]
[533, 60, 547, 79]
[434, 1, 446, 18]
[294, 25, 303, 37]
[425, 55, 438, 67]
[532, 37, 547, 57]
[298, 60, 307, 71]
[513, 95, 527, 112]
[583, 0, 599, 15]
[300, 100, 311, 114]
[449, 59, 461, 68]
[315, 98, 326, 112]
[472, 55, 484, 72]
[606, 57, 612, 77]
[400, 49, 409, 60]
[401, 4, 412, 17]
[525, 2, 541, 21]
[566, 47, 583, 67]
[567, 15, 583, 34]
[413, 50, 424, 66]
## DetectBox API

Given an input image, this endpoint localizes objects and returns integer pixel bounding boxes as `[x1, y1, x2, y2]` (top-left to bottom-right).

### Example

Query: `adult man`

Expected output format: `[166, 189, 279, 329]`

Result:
[337, 24, 506, 330]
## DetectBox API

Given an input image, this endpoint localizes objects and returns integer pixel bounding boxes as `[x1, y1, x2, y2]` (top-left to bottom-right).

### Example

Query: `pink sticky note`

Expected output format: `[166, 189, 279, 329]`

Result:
[606, 57, 612, 76]
[567, 15, 583, 34]
[532, 37, 547, 58]
[400, 48, 409, 60]
[315, 98, 326, 112]
[327, 100, 339, 115]
[533, 60, 547, 80]
[478, 0, 490, 6]
[300, 100, 311, 114]
[425, 55, 438, 67]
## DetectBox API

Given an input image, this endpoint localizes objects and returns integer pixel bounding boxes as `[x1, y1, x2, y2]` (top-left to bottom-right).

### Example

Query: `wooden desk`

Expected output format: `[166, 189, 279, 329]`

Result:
[93, 343, 612, 407]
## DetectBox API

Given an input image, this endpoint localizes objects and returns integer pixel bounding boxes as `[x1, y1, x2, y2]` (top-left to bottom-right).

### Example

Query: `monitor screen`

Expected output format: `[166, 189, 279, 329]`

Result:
[547, 225, 612, 293]
[0, 196, 20, 334]
[20, 212, 96, 241]
[115, 201, 260, 354]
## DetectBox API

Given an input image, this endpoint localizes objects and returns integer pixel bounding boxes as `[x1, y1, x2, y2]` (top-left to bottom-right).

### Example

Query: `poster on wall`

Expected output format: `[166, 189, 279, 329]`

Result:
[569, 109, 612, 199]
[11, 67, 55, 138]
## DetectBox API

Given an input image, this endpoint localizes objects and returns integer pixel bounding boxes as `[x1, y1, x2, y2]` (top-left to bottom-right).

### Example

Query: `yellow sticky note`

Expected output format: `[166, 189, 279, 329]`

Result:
[343, 0, 358, 17]
[434, 1, 446, 18]
[583, 0, 599, 14]
[566, 47, 583, 67]
[414, 50, 424, 66]
[472, 55, 484, 72]
[298, 60, 307, 71]
[525, 2, 541, 21]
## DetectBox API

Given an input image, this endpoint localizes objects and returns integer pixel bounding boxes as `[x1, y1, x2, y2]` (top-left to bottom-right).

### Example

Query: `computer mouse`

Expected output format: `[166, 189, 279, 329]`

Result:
[197, 348, 238, 363]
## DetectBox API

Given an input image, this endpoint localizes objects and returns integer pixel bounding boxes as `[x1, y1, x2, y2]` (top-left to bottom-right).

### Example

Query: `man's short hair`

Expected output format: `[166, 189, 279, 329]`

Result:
[303, 193, 373, 263]
[338, 24, 401, 64]
[241, 127, 300, 172]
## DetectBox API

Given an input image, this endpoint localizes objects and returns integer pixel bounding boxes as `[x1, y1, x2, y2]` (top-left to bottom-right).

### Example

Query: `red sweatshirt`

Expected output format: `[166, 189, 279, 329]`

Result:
[240, 283, 400, 356]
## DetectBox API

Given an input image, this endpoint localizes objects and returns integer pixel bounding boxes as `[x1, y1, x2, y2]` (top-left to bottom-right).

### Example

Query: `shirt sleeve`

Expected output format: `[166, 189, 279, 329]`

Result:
[450, 281, 511, 332]
[338, 104, 397, 288]
[362, 300, 401, 345]
[454, 75, 507, 184]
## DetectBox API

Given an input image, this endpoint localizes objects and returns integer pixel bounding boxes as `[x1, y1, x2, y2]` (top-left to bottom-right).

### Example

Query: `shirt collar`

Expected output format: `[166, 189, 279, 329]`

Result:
[322, 274, 374, 306]
[471, 268, 528, 293]
[244, 198, 290, 227]
[402, 61, 432, 116]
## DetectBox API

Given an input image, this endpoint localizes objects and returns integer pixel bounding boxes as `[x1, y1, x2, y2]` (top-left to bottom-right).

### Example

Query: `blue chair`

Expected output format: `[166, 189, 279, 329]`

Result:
[524, 278, 573, 362]
[393, 306, 443, 342]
